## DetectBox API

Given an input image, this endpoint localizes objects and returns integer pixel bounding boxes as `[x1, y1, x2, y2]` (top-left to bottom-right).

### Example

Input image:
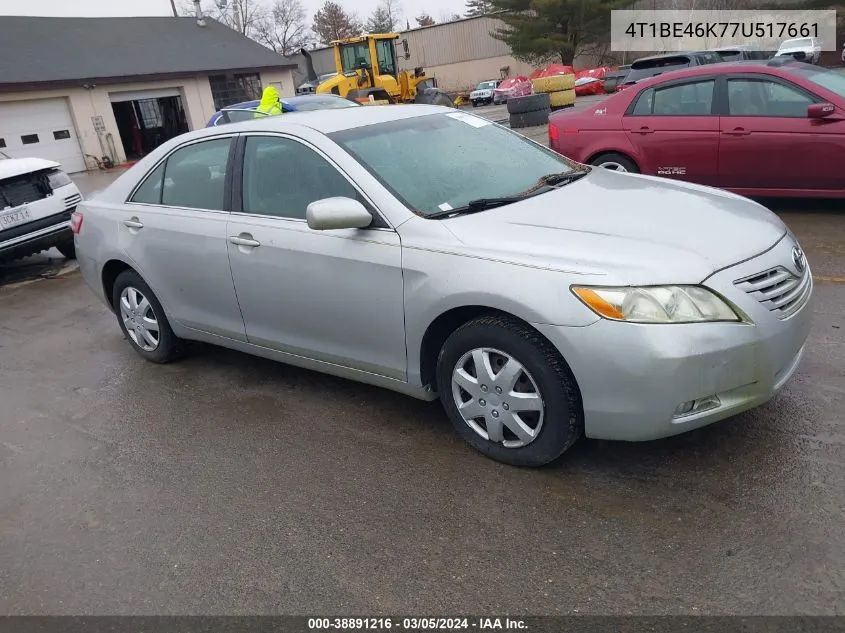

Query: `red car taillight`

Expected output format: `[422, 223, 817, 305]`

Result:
[71, 211, 84, 234]
[548, 123, 559, 147]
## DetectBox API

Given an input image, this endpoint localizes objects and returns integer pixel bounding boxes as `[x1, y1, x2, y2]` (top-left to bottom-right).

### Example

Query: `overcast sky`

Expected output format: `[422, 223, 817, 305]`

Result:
[0, 0, 463, 31]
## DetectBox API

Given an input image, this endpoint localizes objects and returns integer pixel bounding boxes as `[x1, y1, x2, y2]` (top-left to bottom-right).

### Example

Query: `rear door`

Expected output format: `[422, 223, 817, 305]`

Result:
[120, 135, 247, 341]
[622, 77, 720, 185]
[716, 73, 844, 192]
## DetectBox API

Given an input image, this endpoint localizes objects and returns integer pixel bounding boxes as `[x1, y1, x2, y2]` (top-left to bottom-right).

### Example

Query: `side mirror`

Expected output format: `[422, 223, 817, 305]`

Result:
[306, 197, 372, 231]
[808, 103, 836, 118]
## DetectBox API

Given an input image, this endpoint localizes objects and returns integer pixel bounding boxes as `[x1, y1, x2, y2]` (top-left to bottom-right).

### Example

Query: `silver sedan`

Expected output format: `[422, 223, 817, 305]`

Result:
[72, 105, 812, 466]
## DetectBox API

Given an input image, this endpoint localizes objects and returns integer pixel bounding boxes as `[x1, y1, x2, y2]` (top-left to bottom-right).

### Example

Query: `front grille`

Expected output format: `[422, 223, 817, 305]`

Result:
[734, 264, 811, 319]
[64, 193, 82, 208]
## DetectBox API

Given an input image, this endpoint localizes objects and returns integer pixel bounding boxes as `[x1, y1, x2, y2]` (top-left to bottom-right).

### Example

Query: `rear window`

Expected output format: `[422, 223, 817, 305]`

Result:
[781, 38, 812, 49]
[787, 65, 845, 98]
[626, 56, 691, 83]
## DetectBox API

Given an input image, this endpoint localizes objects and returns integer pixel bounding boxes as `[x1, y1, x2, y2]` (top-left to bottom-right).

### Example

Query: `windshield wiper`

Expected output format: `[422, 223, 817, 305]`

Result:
[428, 196, 525, 218]
[427, 169, 590, 219]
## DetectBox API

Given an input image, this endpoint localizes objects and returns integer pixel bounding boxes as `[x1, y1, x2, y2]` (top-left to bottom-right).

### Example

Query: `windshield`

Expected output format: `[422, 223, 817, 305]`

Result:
[477, 81, 496, 90]
[329, 112, 580, 217]
[788, 65, 845, 98]
[781, 38, 812, 49]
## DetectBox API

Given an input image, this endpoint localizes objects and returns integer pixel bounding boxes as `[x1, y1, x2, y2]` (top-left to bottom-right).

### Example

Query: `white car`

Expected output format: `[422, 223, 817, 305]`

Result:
[0, 153, 82, 262]
[775, 37, 822, 64]
[470, 80, 499, 107]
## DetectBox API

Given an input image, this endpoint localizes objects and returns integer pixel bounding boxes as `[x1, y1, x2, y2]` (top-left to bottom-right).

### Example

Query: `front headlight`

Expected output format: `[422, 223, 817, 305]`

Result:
[47, 169, 73, 189]
[571, 285, 741, 323]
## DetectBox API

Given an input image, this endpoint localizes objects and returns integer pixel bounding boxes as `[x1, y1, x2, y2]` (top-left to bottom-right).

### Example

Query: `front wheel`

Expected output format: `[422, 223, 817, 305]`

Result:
[56, 240, 76, 259]
[436, 315, 583, 467]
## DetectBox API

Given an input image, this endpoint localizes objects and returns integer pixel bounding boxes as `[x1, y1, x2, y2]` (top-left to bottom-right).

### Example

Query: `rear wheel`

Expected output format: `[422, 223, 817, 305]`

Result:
[436, 315, 583, 467]
[590, 152, 639, 173]
[112, 270, 182, 363]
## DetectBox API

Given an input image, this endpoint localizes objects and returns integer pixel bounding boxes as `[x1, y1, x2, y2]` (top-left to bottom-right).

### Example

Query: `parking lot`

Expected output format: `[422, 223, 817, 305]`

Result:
[2, 95, 844, 615]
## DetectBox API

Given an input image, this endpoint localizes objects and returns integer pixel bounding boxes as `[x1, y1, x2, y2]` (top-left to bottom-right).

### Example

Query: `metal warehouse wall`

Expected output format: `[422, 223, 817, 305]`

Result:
[289, 15, 532, 92]
[400, 15, 513, 68]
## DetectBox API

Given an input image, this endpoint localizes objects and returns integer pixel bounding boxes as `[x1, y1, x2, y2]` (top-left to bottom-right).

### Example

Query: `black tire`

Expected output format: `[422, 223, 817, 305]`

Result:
[415, 88, 456, 107]
[510, 109, 549, 129]
[436, 314, 583, 467]
[56, 240, 76, 259]
[507, 93, 550, 114]
[112, 269, 183, 364]
[589, 151, 639, 173]
[471, 100, 478, 107]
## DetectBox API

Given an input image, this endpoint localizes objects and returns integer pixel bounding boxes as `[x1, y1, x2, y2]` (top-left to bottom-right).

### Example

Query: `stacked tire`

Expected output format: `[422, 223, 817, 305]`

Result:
[531, 74, 576, 110]
[507, 92, 551, 129]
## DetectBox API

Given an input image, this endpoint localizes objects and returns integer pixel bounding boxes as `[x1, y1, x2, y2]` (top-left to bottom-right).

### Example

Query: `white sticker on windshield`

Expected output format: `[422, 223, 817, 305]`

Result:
[438, 202, 454, 211]
[446, 112, 491, 128]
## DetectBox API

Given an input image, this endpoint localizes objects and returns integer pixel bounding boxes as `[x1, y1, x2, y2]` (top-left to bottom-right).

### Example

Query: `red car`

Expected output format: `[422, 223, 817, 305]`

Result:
[548, 59, 845, 198]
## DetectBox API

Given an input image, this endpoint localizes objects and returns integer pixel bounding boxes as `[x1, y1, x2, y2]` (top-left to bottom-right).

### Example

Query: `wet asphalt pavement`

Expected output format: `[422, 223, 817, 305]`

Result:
[1, 135, 844, 618]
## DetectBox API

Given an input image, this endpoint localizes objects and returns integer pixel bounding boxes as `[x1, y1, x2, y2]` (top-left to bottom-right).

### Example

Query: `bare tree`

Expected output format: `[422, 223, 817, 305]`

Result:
[178, 0, 267, 39]
[255, 0, 312, 55]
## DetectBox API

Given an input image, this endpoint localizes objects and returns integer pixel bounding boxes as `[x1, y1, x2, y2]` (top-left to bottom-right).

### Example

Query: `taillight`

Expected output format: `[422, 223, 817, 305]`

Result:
[71, 211, 84, 234]
[548, 123, 559, 147]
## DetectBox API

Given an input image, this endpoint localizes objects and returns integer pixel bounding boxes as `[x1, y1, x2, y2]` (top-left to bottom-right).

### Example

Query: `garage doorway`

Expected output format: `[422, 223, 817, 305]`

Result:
[110, 91, 189, 161]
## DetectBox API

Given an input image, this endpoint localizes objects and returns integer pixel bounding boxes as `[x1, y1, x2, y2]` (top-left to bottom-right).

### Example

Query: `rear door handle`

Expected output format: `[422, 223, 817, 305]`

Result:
[723, 128, 751, 136]
[636, 126, 654, 134]
[228, 234, 261, 248]
[122, 218, 144, 229]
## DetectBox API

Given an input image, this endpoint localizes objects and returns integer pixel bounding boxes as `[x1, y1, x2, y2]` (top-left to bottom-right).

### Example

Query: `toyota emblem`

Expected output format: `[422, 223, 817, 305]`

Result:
[792, 246, 806, 273]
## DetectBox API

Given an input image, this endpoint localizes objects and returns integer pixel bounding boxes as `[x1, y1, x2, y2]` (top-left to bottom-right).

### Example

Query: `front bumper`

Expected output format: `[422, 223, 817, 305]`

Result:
[534, 235, 813, 441]
[0, 209, 74, 262]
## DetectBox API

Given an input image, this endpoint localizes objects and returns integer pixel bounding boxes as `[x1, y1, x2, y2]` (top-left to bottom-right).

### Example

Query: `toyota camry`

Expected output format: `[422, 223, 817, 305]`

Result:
[72, 104, 812, 466]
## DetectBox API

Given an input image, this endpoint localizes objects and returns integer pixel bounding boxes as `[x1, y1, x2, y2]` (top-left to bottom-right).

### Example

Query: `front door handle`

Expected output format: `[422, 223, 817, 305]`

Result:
[122, 218, 144, 229]
[228, 234, 261, 248]
[723, 127, 751, 136]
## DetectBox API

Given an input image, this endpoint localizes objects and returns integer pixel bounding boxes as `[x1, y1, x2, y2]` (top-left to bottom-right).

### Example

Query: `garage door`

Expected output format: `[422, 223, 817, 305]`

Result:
[0, 98, 86, 173]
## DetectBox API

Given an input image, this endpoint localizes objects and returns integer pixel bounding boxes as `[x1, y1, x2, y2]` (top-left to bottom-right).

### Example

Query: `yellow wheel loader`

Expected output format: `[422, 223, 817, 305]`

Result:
[300, 34, 455, 107]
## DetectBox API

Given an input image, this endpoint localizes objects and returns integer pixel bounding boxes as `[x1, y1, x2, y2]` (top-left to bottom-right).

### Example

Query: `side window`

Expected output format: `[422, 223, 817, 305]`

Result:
[652, 80, 715, 115]
[130, 162, 166, 205]
[161, 138, 232, 210]
[727, 79, 814, 117]
[631, 88, 654, 115]
[241, 136, 360, 220]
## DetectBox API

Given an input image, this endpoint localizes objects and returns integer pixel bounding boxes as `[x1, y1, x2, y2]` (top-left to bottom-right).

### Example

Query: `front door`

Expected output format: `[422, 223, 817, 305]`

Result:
[717, 75, 845, 192]
[226, 134, 407, 380]
[120, 136, 247, 341]
[622, 78, 720, 185]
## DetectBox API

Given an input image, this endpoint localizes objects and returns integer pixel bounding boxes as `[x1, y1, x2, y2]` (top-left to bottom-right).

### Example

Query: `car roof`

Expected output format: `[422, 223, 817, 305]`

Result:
[199, 103, 450, 138]
[631, 51, 711, 64]
[625, 59, 805, 88]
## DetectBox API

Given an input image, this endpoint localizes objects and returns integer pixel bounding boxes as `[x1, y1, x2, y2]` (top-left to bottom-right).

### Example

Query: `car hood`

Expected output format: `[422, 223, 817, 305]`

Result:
[440, 168, 786, 285]
[0, 157, 60, 180]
